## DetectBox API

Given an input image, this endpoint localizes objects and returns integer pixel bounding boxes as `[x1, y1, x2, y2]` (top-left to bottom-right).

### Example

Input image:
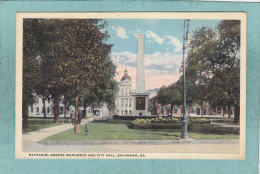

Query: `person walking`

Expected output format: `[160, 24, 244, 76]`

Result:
[78, 112, 82, 125]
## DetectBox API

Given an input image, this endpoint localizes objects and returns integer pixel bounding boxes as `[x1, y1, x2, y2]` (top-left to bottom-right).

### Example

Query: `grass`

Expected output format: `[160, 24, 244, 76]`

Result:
[23, 118, 64, 133]
[43, 122, 239, 141]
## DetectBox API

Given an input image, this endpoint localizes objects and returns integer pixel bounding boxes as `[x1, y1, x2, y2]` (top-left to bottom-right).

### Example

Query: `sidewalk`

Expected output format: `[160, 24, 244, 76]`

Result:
[23, 117, 94, 142]
[210, 122, 240, 128]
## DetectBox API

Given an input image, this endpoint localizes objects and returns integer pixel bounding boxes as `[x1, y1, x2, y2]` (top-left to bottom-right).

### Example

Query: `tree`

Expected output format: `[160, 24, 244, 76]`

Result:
[216, 20, 240, 122]
[186, 20, 240, 122]
[157, 84, 182, 119]
[43, 19, 113, 133]
[23, 19, 115, 132]
[23, 19, 66, 124]
[23, 19, 43, 129]
[80, 73, 118, 118]
[185, 27, 218, 116]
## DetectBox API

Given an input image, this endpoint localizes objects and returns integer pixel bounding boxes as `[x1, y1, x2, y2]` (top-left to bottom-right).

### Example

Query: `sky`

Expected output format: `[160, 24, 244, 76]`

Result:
[104, 19, 221, 90]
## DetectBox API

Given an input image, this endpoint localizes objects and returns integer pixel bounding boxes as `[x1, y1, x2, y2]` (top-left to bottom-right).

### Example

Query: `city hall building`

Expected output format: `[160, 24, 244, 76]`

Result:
[115, 69, 134, 116]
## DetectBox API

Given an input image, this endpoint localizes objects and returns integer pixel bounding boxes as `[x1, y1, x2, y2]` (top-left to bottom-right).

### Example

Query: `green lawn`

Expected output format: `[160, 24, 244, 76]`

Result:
[23, 118, 63, 133]
[43, 122, 239, 141]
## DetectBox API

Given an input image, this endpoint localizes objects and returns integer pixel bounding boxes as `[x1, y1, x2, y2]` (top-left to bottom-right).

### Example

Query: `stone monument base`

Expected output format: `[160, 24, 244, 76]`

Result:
[131, 92, 150, 116]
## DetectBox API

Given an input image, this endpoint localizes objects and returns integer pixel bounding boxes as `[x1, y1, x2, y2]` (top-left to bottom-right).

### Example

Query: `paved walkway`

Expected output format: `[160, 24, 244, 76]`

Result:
[210, 122, 240, 128]
[23, 117, 94, 142]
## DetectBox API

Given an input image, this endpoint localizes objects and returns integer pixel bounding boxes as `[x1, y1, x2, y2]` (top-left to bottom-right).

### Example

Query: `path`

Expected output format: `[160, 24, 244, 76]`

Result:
[210, 122, 240, 128]
[23, 117, 94, 142]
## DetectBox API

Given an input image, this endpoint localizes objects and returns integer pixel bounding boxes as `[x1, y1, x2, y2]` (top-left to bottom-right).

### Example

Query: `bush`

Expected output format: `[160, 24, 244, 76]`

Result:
[130, 117, 181, 129]
[189, 118, 211, 124]
[130, 117, 214, 129]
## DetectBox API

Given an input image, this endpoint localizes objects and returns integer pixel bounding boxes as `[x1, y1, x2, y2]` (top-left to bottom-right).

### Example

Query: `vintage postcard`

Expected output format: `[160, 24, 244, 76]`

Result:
[15, 12, 246, 159]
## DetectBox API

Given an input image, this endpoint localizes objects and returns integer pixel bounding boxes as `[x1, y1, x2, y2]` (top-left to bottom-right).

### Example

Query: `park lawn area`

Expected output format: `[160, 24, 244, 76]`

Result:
[43, 122, 239, 141]
[23, 118, 62, 133]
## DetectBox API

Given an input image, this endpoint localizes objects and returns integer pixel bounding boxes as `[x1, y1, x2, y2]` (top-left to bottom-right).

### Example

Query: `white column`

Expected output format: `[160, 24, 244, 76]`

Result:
[136, 33, 145, 93]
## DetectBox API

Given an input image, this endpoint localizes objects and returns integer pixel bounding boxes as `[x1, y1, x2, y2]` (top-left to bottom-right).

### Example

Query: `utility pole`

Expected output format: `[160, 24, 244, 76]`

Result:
[181, 19, 190, 139]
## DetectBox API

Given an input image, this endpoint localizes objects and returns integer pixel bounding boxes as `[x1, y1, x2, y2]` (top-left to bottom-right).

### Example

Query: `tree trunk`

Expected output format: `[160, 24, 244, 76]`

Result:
[74, 95, 80, 133]
[54, 95, 60, 123]
[234, 104, 240, 123]
[228, 105, 231, 118]
[64, 107, 67, 117]
[222, 107, 225, 117]
[92, 104, 95, 117]
[170, 104, 173, 120]
[83, 105, 86, 118]
[42, 97, 46, 118]
[64, 97, 67, 118]
[22, 103, 28, 130]
[200, 102, 203, 117]
[153, 99, 156, 115]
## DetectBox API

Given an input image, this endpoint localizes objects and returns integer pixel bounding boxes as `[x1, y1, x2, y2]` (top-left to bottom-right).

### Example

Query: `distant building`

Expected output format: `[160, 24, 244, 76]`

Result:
[147, 97, 235, 117]
[28, 95, 72, 117]
[115, 69, 134, 116]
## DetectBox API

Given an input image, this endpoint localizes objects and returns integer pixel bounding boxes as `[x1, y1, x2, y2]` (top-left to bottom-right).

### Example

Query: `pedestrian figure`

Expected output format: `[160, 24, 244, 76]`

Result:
[78, 112, 82, 125]
[70, 110, 75, 125]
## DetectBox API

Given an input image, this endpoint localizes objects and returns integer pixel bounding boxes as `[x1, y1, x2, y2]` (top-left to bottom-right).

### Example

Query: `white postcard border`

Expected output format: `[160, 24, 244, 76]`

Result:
[16, 12, 246, 159]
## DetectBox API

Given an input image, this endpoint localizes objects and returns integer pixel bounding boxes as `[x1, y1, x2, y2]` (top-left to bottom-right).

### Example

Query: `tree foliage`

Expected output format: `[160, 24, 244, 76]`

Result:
[187, 20, 240, 121]
[157, 20, 240, 122]
[22, 19, 116, 131]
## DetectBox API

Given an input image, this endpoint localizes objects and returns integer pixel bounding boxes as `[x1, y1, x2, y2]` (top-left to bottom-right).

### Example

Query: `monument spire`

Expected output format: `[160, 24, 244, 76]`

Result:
[136, 33, 145, 93]
[131, 33, 150, 116]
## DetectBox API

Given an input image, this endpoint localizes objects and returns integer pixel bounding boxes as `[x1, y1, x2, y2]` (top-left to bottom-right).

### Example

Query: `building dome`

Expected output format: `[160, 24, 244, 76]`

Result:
[120, 69, 131, 81]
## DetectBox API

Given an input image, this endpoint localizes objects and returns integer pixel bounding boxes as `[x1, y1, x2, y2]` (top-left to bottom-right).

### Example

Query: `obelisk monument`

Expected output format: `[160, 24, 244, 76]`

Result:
[131, 33, 150, 116]
[136, 33, 145, 93]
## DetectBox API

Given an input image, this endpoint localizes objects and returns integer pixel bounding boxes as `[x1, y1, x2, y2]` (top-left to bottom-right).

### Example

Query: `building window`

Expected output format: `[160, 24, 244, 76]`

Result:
[196, 108, 200, 115]
[129, 98, 132, 107]
[42, 107, 44, 113]
[174, 107, 178, 113]
[121, 98, 124, 107]
[125, 98, 128, 107]
[217, 107, 221, 114]
[203, 108, 207, 115]
[36, 107, 39, 114]
[31, 106, 33, 113]
[47, 107, 50, 114]
[136, 97, 145, 110]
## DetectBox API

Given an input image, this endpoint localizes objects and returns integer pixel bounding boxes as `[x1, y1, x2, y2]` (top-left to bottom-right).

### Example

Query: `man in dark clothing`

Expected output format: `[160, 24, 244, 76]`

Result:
[78, 112, 82, 125]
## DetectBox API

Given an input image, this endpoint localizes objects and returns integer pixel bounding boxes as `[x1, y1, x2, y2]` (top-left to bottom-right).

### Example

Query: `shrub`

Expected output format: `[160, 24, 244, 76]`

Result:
[189, 118, 211, 124]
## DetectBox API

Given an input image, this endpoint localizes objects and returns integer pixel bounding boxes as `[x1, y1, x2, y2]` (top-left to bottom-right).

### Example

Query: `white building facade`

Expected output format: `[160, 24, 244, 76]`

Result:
[115, 69, 134, 116]
[28, 95, 71, 117]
